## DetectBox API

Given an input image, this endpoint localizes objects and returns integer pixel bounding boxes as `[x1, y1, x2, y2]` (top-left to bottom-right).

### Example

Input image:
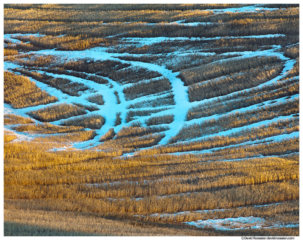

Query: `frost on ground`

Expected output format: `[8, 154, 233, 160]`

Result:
[184, 216, 298, 231]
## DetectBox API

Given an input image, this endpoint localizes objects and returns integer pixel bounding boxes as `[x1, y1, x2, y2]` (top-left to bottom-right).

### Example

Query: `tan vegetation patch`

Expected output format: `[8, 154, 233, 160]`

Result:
[183, 8, 299, 24]
[113, 36, 296, 55]
[4, 7, 298, 42]
[4, 140, 298, 206]
[12, 123, 84, 134]
[4, 71, 58, 109]
[5, 4, 241, 11]
[116, 126, 168, 139]
[13, 68, 91, 96]
[4, 48, 19, 56]
[180, 56, 281, 86]
[58, 37, 112, 50]
[4, 132, 18, 143]
[145, 115, 174, 126]
[170, 99, 298, 143]
[28, 103, 86, 122]
[94, 133, 165, 153]
[283, 45, 299, 59]
[4, 114, 35, 125]
[145, 200, 298, 225]
[187, 79, 299, 120]
[61, 114, 105, 129]
[120, 16, 298, 38]
[4, 6, 213, 23]
[10, 54, 59, 68]
[72, 102, 99, 112]
[86, 94, 105, 105]
[35, 130, 96, 143]
[3, 130, 298, 235]
[123, 78, 171, 100]
[4, 140, 121, 173]
[16, 34, 113, 50]
[139, 118, 298, 155]
[188, 63, 284, 102]
[100, 128, 115, 142]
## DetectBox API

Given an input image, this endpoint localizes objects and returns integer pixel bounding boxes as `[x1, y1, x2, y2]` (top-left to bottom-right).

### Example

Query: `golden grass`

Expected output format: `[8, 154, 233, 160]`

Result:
[12, 123, 84, 134]
[4, 6, 212, 23]
[100, 128, 115, 142]
[4, 7, 298, 43]
[13, 34, 113, 51]
[120, 16, 298, 39]
[94, 133, 165, 153]
[4, 140, 122, 173]
[35, 130, 96, 143]
[4, 114, 35, 125]
[28, 103, 87, 122]
[4, 141, 298, 208]
[170, 99, 298, 143]
[116, 126, 168, 139]
[180, 56, 281, 86]
[139, 118, 298, 155]
[4, 132, 18, 143]
[188, 63, 284, 101]
[183, 7, 298, 23]
[3, 128, 298, 235]
[4, 71, 58, 109]
[4, 48, 19, 56]
[144, 199, 299, 225]
[61, 114, 105, 129]
[187, 79, 299, 120]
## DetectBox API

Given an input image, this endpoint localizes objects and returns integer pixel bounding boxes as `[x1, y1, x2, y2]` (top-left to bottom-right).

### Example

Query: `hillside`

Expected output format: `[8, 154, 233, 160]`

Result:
[3, 4, 299, 236]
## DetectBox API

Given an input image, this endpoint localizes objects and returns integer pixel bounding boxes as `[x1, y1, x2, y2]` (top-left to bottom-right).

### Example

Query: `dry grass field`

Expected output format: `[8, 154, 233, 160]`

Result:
[3, 3, 299, 236]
